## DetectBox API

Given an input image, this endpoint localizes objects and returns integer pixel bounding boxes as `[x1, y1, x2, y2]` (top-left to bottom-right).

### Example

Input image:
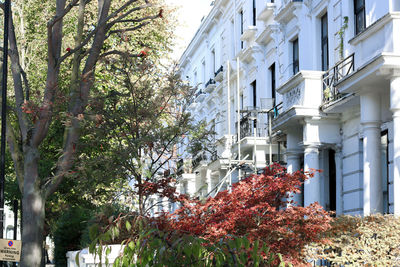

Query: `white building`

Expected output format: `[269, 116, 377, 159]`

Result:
[178, 0, 400, 216]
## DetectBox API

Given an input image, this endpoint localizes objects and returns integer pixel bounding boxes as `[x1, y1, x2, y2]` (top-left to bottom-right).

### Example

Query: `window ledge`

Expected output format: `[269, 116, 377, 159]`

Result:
[349, 12, 400, 46]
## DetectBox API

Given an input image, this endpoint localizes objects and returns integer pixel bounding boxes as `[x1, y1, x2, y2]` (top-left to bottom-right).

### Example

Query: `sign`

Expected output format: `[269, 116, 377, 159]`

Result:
[0, 239, 21, 262]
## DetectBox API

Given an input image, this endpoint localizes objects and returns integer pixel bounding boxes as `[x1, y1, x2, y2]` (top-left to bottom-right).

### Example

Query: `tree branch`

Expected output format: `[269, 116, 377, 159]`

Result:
[7, 7, 30, 144]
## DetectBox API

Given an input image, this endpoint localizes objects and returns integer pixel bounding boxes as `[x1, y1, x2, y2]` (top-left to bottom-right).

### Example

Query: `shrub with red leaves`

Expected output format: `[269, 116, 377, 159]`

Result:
[158, 164, 332, 264]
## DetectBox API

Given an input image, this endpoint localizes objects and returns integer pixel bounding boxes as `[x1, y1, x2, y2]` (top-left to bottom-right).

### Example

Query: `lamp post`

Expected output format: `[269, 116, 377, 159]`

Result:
[1, 0, 10, 246]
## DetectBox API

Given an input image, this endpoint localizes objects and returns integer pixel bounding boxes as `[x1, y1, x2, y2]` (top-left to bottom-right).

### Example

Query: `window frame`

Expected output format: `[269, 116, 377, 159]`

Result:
[292, 38, 299, 75]
[321, 13, 329, 71]
[354, 0, 366, 35]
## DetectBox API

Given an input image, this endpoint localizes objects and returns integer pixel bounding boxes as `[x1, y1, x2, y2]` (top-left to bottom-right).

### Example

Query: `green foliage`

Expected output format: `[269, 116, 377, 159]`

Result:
[91, 218, 288, 267]
[337, 16, 349, 59]
[305, 214, 400, 266]
[53, 206, 94, 266]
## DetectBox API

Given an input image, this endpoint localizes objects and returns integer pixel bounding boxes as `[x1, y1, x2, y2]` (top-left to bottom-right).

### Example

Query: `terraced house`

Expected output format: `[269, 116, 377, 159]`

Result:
[178, 0, 400, 216]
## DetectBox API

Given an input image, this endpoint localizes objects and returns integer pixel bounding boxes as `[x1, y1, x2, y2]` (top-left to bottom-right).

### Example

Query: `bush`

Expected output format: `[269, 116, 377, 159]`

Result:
[92, 218, 288, 267]
[161, 164, 332, 264]
[53, 206, 93, 266]
[304, 214, 400, 265]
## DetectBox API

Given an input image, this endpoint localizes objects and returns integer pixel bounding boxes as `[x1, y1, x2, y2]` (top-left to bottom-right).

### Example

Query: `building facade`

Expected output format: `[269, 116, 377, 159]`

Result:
[178, 0, 400, 216]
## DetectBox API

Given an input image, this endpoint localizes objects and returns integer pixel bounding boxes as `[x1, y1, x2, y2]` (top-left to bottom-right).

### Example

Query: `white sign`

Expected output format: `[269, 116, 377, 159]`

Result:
[0, 239, 21, 262]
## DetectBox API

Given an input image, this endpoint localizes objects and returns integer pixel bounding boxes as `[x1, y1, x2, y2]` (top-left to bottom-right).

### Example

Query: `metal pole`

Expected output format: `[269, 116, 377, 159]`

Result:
[1, 0, 10, 244]
[254, 123, 257, 174]
[236, 58, 241, 180]
[227, 60, 232, 190]
[13, 200, 18, 267]
[269, 112, 272, 164]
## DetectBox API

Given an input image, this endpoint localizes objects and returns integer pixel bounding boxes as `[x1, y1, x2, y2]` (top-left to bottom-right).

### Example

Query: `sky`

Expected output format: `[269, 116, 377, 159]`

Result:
[165, 0, 213, 61]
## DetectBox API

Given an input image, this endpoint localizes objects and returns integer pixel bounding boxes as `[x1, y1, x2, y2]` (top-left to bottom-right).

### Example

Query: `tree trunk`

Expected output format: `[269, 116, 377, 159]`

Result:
[20, 149, 45, 267]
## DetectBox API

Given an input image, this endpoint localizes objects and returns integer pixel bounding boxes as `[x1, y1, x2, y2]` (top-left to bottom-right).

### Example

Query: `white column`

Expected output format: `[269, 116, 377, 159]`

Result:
[361, 92, 383, 215]
[206, 169, 213, 194]
[390, 76, 400, 215]
[287, 152, 302, 206]
[304, 145, 321, 206]
[335, 150, 343, 215]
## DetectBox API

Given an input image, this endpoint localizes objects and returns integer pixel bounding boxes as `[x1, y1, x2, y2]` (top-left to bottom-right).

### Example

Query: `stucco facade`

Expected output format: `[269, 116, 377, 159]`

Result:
[178, 0, 400, 216]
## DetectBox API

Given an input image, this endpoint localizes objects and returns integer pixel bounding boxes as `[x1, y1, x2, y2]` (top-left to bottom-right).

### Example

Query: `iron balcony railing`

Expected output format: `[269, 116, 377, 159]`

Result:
[322, 53, 355, 103]
[214, 65, 223, 77]
[205, 78, 216, 88]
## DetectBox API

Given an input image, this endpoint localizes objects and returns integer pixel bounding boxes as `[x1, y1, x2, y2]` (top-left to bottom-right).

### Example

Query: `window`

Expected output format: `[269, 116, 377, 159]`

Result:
[211, 49, 216, 75]
[269, 63, 276, 105]
[292, 38, 299, 74]
[202, 60, 206, 86]
[251, 80, 257, 107]
[328, 149, 336, 212]
[252, 0, 256, 26]
[321, 13, 329, 71]
[230, 19, 235, 57]
[354, 0, 365, 35]
[381, 130, 389, 213]
[240, 10, 244, 49]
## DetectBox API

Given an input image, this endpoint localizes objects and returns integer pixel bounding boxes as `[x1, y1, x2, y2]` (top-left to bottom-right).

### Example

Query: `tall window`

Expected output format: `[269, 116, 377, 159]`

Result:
[292, 38, 299, 75]
[381, 130, 389, 213]
[202, 60, 206, 86]
[211, 49, 216, 75]
[230, 19, 235, 57]
[321, 13, 329, 71]
[354, 0, 365, 35]
[240, 10, 244, 49]
[252, 0, 256, 26]
[251, 80, 257, 107]
[269, 63, 276, 105]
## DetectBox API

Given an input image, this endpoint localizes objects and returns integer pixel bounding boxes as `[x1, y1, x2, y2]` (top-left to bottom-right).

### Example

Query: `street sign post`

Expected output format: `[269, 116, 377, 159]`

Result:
[0, 239, 21, 262]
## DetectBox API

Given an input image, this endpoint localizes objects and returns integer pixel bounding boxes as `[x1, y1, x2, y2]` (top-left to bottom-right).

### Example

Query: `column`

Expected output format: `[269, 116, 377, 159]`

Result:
[286, 128, 303, 206]
[286, 152, 303, 206]
[361, 92, 383, 215]
[304, 145, 321, 206]
[335, 150, 343, 215]
[206, 169, 213, 194]
[390, 75, 400, 215]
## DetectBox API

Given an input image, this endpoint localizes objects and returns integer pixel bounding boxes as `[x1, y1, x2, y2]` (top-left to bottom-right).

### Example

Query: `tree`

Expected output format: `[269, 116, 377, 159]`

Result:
[80, 53, 204, 216]
[0, 0, 168, 265]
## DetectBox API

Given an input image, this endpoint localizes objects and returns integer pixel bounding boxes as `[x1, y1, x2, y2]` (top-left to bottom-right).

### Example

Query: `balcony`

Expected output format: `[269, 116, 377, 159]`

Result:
[275, 0, 302, 23]
[257, 2, 276, 22]
[214, 65, 224, 82]
[236, 108, 268, 140]
[256, 24, 278, 45]
[277, 71, 324, 113]
[192, 151, 208, 169]
[205, 78, 216, 93]
[195, 89, 207, 102]
[349, 12, 400, 69]
[322, 53, 354, 105]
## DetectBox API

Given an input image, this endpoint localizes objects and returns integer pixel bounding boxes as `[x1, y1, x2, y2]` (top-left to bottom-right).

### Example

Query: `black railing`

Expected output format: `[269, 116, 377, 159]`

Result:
[322, 53, 354, 103]
[237, 110, 266, 139]
[214, 65, 223, 77]
[192, 151, 206, 169]
[195, 89, 205, 98]
[270, 102, 283, 119]
[205, 78, 216, 88]
[176, 158, 184, 175]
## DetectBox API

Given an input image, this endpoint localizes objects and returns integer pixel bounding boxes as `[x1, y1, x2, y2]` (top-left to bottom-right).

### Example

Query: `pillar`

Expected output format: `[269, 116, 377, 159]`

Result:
[390, 75, 400, 215]
[335, 150, 343, 215]
[304, 145, 321, 206]
[286, 128, 303, 206]
[361, 91, 383, 215]
[286, 152, 303, 206]
[206, 169, 213, 194]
